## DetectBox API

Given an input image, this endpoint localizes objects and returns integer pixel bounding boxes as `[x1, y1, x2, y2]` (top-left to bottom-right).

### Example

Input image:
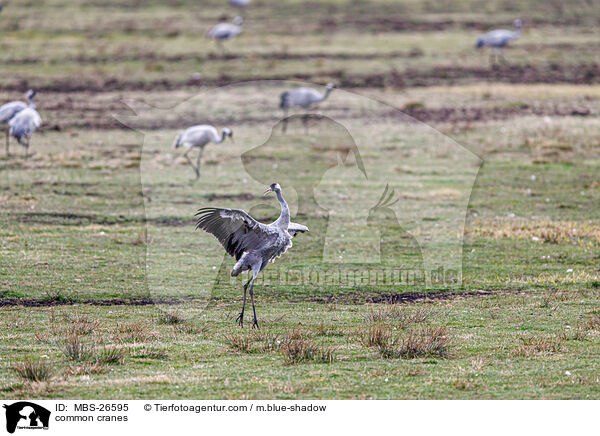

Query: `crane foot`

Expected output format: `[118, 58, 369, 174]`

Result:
[236, 312, 244, 328]
[252, 318, 259, 330]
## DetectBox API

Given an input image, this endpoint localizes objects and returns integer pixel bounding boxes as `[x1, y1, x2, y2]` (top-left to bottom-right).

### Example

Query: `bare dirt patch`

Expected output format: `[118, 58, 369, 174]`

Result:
[3, 63, 600, 96]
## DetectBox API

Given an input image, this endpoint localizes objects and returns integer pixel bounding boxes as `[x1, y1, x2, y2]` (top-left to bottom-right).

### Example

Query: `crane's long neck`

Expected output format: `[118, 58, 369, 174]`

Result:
[513, 25, 521, 38]
[210, 129, 227, 144]
[274, 190, 290, 228]
[318, 88, 333, 103]
[27, 97, 36, 109]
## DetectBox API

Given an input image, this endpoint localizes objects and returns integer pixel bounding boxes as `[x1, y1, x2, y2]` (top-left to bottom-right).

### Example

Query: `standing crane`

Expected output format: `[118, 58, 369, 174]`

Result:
[206, 16, 243, 51]
[279, 83, 336, 133]
[8, 107, 42, 157]
[195, 183, 309, 328]
[173, 125, 233, 179]
[476, 19, 523, 65]
[0, 89, 36, 156]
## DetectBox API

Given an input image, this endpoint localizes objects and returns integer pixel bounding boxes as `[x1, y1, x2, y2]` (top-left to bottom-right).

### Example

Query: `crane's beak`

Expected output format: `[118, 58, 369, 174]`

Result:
[229, 134, 235, 144]
[263, 187, 273, 196]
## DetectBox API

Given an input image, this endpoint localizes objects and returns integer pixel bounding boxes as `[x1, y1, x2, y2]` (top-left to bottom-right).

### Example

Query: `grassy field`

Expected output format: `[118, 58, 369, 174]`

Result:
[1, 0, 600, 399]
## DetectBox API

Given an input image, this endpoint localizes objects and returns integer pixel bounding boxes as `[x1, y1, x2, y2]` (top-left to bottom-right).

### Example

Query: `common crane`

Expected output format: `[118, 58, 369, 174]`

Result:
[0, 89, 36, 155]
[8, 107, 42, 157]
[195, 183, 309, 328]
[476, 19, 522, 65]
[279, 83, 335, 133]
[229, 0, 250, 8]
[173, 124, 233, 179]
[206, 16, 243, 50]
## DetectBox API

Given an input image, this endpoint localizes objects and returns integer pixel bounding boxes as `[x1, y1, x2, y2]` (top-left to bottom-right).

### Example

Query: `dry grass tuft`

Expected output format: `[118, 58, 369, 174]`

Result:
[64, 362, 106, 376]
[560, 327, 589, 341]
[12, 359, 53, 382]
[114, 321, 156, 343]
[281, 329, 334, 365]
[95, 347, 125, 365]
[64, 334, 92, 361]
[130, 346, 168, 360]
[62, 312, 101, 336]
[452, 377, 479, 391]
[158, 310, 185, 325]
[252, 329, 282, 353]
[392, 326, 451, 359]
[63, 333, 125, 365]
[359, 323, 392, 348]
[365, 305, 432, 327]
[584, 312, 600, 331]
[224, 329, 282, 354]
[225, 331, 252, 353]
[514, 336, 564, 357]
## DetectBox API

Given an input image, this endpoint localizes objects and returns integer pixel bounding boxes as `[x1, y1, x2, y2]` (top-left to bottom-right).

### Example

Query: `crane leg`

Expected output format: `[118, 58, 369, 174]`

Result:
[217, 39, 225, 54]
[5, 130, 9, 157]
[236, 277, 252, 328]
[302, 114, 309, 134]
[249, 272, 259, 329]
[183, 149, 199, 178]
[195, 147, 204, 179]
[498, 50, 507, 65]
[281, 110, 288, 134]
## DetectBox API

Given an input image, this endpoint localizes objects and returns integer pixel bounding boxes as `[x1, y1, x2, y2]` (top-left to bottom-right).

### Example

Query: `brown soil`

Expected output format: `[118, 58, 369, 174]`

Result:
[0, 296, 180, 307]
[4, 63, 599, 96]
[0, 289, 501, 307]
[1, 50, 424, 66]
[36, 101, 596, 132]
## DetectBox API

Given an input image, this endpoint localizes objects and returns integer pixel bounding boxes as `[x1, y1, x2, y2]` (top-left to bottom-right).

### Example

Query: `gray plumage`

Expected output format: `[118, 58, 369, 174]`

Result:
[206, 16, 243, 50]
[279, 83, 335, 133]
[0, 89, 36, 155]
[195, 183, 309, 328]
[229, 0, 250, 7]
[9, 107, 42, 156]
[173, 124, 233, 179]
[476, 19, 522, 64]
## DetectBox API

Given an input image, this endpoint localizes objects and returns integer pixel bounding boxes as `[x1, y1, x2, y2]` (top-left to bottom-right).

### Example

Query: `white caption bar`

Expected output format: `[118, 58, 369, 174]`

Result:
[0, 400, 595, 436]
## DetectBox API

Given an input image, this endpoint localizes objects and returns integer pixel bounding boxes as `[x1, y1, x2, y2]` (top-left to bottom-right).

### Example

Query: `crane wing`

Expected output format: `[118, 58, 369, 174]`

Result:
[195, 207, 276, 260]
[288, 222, 309, 237]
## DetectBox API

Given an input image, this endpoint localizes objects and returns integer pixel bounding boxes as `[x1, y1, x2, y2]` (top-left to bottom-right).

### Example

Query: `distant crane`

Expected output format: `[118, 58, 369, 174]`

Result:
[229, 0, 250, 8]
[0, 89, 36, 156]
[206, 16, 243, 51]
[476, 19, 523, 65]
[173, 125, 233, 179]
[8, 107, 42, 157]
[195, 183, 309, 328]
[279, 83, 336, 133]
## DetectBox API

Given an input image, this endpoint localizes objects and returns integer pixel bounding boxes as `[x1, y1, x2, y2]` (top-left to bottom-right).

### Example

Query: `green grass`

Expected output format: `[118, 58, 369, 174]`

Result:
[1, 290, 599, 399]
